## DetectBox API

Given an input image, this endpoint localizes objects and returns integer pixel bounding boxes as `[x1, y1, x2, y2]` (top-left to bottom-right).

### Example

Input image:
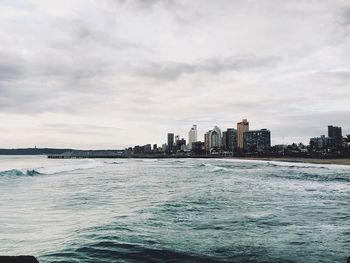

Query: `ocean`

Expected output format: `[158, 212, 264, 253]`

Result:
[0, 156, 349, 263]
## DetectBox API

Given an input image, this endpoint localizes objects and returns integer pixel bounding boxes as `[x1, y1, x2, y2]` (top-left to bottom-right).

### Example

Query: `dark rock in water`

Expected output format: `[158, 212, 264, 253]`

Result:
[0, 256, 39, 263]
[347, 256, 350, 263]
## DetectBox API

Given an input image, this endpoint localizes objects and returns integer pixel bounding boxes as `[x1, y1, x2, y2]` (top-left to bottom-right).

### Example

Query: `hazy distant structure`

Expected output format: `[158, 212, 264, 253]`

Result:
[167, 133, 174, 153]
[188, 125, 198, 150]
[243, 129, 271, 152]
[144, 144, 152, 154]
[328, 125, 342, 148]
[237, 119, 249, 149]
[209, 126, 222, 150]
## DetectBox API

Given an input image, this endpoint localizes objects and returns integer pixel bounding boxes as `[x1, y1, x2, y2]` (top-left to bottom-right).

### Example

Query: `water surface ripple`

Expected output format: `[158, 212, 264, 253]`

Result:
[0, 156, 349, 262]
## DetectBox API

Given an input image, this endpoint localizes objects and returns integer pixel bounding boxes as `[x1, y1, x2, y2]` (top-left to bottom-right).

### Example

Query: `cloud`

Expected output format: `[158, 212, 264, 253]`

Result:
[0, 51, 25, 80]
[0, 0, 349, 148]
[136, 55, 282, 80]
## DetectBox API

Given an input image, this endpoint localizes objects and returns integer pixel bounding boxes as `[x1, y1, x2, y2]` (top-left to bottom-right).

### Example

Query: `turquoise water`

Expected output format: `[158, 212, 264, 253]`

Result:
[0, 156, 349, 262]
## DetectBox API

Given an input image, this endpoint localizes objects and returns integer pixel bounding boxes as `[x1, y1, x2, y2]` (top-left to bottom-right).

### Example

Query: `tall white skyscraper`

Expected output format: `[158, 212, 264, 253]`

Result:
[188, 125, 198, 149]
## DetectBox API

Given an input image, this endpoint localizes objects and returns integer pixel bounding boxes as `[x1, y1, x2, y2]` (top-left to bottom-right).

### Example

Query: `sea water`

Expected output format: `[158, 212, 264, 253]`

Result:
[0, 156, 349, 263]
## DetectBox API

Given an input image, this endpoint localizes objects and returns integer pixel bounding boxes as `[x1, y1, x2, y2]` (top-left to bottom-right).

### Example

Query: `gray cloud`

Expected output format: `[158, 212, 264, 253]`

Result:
[136, 55, 282, 80]
[0, 52, 25, 80]
[0, 0, 349, 148]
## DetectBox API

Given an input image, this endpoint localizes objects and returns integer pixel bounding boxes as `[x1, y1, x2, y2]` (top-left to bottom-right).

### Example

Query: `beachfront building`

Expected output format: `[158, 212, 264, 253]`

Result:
[222, 131, 227, 149]
[243, 129, 271, 153]
[328, 125, 343, 148]
[167, 133, 174, 154]
[237, 119, 249, 150]
[188, 125, 198, 150]
[175, 138, 186, 152]
[192, 141, 205, 155]
[209, 126, 222, 150]
[222, 128, 237, 151]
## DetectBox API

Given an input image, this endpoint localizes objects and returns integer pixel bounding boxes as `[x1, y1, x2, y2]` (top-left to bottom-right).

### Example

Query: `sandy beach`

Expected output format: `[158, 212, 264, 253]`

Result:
[231, 157, 350, 166]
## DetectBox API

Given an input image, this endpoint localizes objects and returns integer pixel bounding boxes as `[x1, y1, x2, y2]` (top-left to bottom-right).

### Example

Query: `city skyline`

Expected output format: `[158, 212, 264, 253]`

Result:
[0, 0, 349, 149]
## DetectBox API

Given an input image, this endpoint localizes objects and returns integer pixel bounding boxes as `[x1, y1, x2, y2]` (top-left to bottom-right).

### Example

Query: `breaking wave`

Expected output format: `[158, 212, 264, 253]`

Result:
[0, 160, 106, 177]
[0, 169, 42, 177]
[199, 163, 230, 172]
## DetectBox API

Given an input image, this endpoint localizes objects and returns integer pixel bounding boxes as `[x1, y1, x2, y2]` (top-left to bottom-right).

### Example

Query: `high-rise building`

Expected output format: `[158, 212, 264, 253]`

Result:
[204, 131, 210, 153]
[188, 125, 198, 150]
[225, 128, 237, 151]
[209, 126, 222, 150]
[222, 131, 227, 150]
[237, 119, 249, 149]
[328, 125, 342, 148]
[243, 129, 271, 153]
[167, 133, 174, 153]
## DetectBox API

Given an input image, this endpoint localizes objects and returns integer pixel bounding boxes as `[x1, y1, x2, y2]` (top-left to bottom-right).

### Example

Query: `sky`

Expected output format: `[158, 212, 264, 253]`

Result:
[0, 0, 349, 149]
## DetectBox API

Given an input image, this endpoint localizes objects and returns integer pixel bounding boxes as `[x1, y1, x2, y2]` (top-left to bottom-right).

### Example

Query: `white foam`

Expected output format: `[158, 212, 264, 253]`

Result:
[36, 160, 105, 175]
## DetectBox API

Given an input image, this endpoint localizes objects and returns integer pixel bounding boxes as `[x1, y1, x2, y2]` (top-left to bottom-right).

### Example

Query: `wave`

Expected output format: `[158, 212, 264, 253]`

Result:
[266, 161, 331, 170]
[0, 160, 106, 177]
[199, 163, 230, 172]
[43, 241, 225, 263]
[267, 170, 350, 183]
[103, 160, 124, 165]
[36, 161, 105, 175]
[0, 169, 42, 177]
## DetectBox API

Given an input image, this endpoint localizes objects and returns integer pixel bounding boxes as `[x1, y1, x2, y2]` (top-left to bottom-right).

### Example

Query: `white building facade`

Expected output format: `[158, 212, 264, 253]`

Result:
[188, 125, 198, 149]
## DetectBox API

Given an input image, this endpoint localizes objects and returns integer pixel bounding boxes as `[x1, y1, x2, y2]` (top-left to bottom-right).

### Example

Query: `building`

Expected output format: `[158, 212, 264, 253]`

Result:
[144, 144, 152, 154]
[204, 131, 210, 153]
[222, 131, 227, 150]
[192, 141, 205, 155]
[153, 144, 158, 151]
[209, 126, 222, 150]
[237, 119, 249, 149]
[188, 125, 198, 150]
[310, 135, 335, 151]
[133, 145, 143, 154]
[175, 138, 186, 152]
[309, 125, 343, 152]
[167, 133, 174, 154]
[222, 128, 237, 151]
[243, 129, 271, 153]
[328, 125, 342, 148]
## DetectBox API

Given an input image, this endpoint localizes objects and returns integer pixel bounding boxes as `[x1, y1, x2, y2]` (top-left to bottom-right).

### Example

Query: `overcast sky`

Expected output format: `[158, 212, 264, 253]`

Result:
[0, 0, 349, 149]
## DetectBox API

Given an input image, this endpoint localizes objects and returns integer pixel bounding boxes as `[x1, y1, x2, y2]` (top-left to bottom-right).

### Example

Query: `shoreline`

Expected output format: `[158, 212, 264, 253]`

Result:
[230, 157, 350, 166]
[45, 154, 350, 166]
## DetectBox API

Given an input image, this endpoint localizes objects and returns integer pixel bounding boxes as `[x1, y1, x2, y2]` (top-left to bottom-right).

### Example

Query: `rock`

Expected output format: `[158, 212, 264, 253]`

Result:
[0, 256, 39, 263]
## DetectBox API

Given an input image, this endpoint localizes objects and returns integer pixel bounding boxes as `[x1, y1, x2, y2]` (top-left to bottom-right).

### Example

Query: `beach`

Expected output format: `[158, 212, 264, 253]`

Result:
[233, 157, 350, 166]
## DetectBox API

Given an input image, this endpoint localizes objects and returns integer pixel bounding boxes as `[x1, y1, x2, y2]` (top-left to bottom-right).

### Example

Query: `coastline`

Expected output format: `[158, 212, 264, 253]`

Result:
[230, 157, 350, 166]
